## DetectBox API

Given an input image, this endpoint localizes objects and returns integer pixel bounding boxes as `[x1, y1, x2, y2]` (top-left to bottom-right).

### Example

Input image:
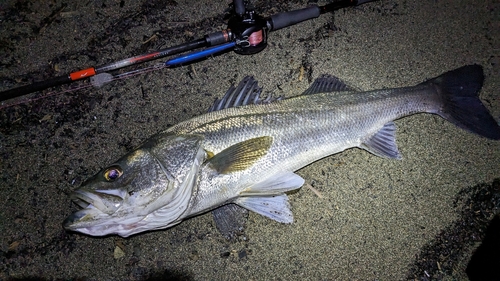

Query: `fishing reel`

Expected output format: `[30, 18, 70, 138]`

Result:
[227, 0, 268, 55]
[0, 0, 376, 101]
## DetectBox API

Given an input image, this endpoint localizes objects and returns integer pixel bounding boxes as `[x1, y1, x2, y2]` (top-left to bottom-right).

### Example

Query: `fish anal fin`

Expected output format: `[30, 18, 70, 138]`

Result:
[360, 122, 402, 159]
[235, 194, 293, 223]
[208, 136, 273, 174]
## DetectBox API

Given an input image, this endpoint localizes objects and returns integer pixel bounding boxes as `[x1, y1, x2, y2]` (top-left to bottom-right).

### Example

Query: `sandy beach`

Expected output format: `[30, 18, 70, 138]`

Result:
[1, 0, 499, 280]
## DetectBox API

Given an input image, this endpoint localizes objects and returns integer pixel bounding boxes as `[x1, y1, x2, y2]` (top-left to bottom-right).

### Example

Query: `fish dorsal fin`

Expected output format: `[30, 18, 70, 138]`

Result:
[208, 76, 282, 112]
[235, 195, 294, 223]
[303, 74, 352, 95]
[360, 122, 402, 159]
[208, 136, 273, 174]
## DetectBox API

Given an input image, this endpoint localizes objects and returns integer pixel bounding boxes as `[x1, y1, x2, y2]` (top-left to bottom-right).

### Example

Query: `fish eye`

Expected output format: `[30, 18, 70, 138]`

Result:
[103, 166, 123, 182]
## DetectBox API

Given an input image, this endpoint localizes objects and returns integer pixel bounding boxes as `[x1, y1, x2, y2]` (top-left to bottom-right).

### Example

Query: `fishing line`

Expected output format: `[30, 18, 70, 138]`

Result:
[0, 0, 377, 103]
[0, 63, 167, 109]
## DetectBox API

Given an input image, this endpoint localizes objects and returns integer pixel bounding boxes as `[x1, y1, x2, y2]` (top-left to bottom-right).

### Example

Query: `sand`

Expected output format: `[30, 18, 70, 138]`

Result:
[1, 0, 499, 280]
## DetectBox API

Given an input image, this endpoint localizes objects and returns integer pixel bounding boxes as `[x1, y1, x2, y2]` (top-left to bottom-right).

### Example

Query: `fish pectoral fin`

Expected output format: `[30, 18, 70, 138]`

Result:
[240, 171, 305, 195]
[360, 121, 402, 159]
[208, 136, 273, 174]
[235, 194, 293, 223]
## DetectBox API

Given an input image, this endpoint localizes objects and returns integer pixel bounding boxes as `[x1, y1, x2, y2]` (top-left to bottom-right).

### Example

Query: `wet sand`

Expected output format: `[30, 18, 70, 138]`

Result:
[1, 0, 499, 280]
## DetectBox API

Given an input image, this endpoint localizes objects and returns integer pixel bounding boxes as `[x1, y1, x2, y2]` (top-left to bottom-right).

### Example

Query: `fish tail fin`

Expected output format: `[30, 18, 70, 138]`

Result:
[428, 65, 500, 140]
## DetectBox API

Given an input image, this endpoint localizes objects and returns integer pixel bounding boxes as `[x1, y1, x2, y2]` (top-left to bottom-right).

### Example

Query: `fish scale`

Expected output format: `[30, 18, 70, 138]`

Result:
[179, 86, 441, 216]
[170, 85, 437, 170]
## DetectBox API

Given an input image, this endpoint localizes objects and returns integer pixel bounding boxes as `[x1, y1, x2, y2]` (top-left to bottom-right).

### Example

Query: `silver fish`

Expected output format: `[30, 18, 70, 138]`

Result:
[63, 65, 500, 237]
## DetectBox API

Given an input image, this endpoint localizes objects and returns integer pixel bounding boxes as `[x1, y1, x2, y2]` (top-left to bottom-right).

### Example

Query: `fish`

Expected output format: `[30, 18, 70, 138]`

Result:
[63, 65, 500, 237]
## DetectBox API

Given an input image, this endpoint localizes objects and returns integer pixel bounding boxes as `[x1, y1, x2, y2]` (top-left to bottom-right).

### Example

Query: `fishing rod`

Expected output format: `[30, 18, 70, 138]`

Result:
[0, 0, 376, 103]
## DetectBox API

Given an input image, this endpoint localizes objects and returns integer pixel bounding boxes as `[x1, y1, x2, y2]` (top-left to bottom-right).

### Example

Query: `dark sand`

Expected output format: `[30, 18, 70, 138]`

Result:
[1, 0, 499, 280]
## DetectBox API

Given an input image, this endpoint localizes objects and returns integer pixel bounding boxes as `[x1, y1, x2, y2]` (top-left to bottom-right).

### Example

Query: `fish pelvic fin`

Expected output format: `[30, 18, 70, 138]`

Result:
[212, 204, 249, 240]
[240, 171, 305, 196]
[360, 121, 402, 159]
[208, 136, 273, 174]
[427, 65, 500, 140]
[235, 195, 294, 224]
[234, 171, 304, 224]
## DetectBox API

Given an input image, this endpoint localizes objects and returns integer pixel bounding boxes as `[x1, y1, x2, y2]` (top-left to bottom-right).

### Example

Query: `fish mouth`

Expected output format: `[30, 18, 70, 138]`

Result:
[63, 188, 147, 237]
[62, 208, 94, 229]
[63, 189, 128, 230]
[71, 189, 125, 212]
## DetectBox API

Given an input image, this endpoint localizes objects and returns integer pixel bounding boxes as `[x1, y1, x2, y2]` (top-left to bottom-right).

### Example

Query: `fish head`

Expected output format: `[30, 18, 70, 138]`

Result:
[63, 133, 206, 237]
